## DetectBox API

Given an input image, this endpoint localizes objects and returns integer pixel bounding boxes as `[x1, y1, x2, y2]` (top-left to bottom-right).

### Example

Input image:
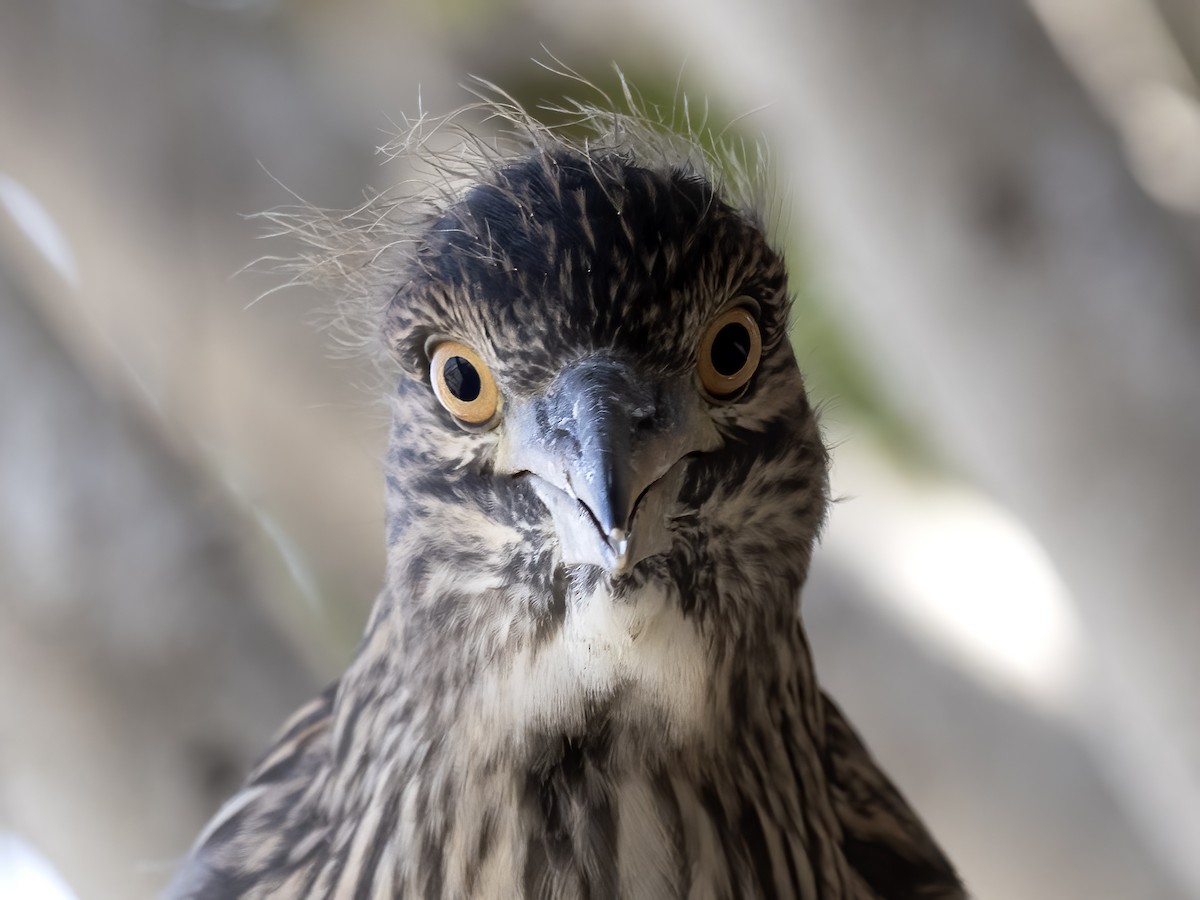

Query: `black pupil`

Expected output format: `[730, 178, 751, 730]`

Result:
[711, 323, 751, 377]
[443, 356, 481, 402]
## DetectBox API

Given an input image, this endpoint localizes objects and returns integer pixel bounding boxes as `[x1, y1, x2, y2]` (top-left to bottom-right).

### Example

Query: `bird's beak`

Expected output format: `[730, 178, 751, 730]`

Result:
[495, 357, 720, 574]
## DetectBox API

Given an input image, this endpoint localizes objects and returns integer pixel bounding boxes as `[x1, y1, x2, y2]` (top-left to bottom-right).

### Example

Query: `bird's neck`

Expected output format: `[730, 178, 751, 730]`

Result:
[328, 563, 830, 807]
[320, 576, 851, 899]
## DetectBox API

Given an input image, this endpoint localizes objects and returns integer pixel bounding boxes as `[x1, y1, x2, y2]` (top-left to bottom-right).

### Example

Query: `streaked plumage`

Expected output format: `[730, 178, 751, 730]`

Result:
[169, 75, 964, 899]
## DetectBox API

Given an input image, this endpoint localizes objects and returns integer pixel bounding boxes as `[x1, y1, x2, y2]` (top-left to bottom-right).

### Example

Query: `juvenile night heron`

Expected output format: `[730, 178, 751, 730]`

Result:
[169, 77, 964, 899]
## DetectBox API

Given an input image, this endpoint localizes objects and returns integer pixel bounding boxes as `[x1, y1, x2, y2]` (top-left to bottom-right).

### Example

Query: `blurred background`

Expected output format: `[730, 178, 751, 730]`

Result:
[2, 0, 1199, 898]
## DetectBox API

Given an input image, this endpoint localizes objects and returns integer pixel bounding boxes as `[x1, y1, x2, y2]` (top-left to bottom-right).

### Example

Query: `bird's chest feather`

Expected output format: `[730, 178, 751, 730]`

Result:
[379, 748, 832, 900]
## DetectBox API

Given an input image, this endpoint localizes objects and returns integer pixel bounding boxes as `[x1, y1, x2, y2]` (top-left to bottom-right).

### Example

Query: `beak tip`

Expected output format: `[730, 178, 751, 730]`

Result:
[608, 528, 632, 573]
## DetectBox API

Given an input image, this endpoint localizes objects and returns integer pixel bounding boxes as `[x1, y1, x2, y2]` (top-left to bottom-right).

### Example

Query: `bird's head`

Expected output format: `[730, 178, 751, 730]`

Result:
[313, 89, 830, 748]
[384, 143, 825, 586]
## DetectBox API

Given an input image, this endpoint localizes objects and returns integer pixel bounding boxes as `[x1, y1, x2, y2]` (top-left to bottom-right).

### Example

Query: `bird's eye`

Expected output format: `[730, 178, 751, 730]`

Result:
[697, 307, 762, 400]
[429, 341, 500, 426]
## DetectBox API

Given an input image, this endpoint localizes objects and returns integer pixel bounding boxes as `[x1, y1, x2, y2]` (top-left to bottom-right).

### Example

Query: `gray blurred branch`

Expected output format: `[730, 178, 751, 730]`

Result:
[0, 254, 316, 900]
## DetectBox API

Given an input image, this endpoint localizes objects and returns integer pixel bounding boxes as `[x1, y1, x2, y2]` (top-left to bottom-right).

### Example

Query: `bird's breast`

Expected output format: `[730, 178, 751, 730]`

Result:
[423, 755, 819, 900]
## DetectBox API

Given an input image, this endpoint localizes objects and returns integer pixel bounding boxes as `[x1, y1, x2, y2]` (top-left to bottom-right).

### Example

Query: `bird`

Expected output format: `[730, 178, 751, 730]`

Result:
[167, 73, 965, 899]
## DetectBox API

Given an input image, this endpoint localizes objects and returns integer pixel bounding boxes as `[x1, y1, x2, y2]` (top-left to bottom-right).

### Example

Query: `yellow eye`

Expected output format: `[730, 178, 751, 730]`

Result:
[697, 307, 762, 399]
[429, 341, 500, 426]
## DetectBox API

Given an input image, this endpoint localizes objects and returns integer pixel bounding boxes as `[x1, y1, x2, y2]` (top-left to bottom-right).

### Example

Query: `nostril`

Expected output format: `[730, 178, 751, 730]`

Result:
[634, 413, 657, 436]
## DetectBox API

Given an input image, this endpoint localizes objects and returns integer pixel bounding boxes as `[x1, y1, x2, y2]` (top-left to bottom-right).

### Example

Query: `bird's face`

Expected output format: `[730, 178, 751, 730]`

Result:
[378, 150, 827, 719]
